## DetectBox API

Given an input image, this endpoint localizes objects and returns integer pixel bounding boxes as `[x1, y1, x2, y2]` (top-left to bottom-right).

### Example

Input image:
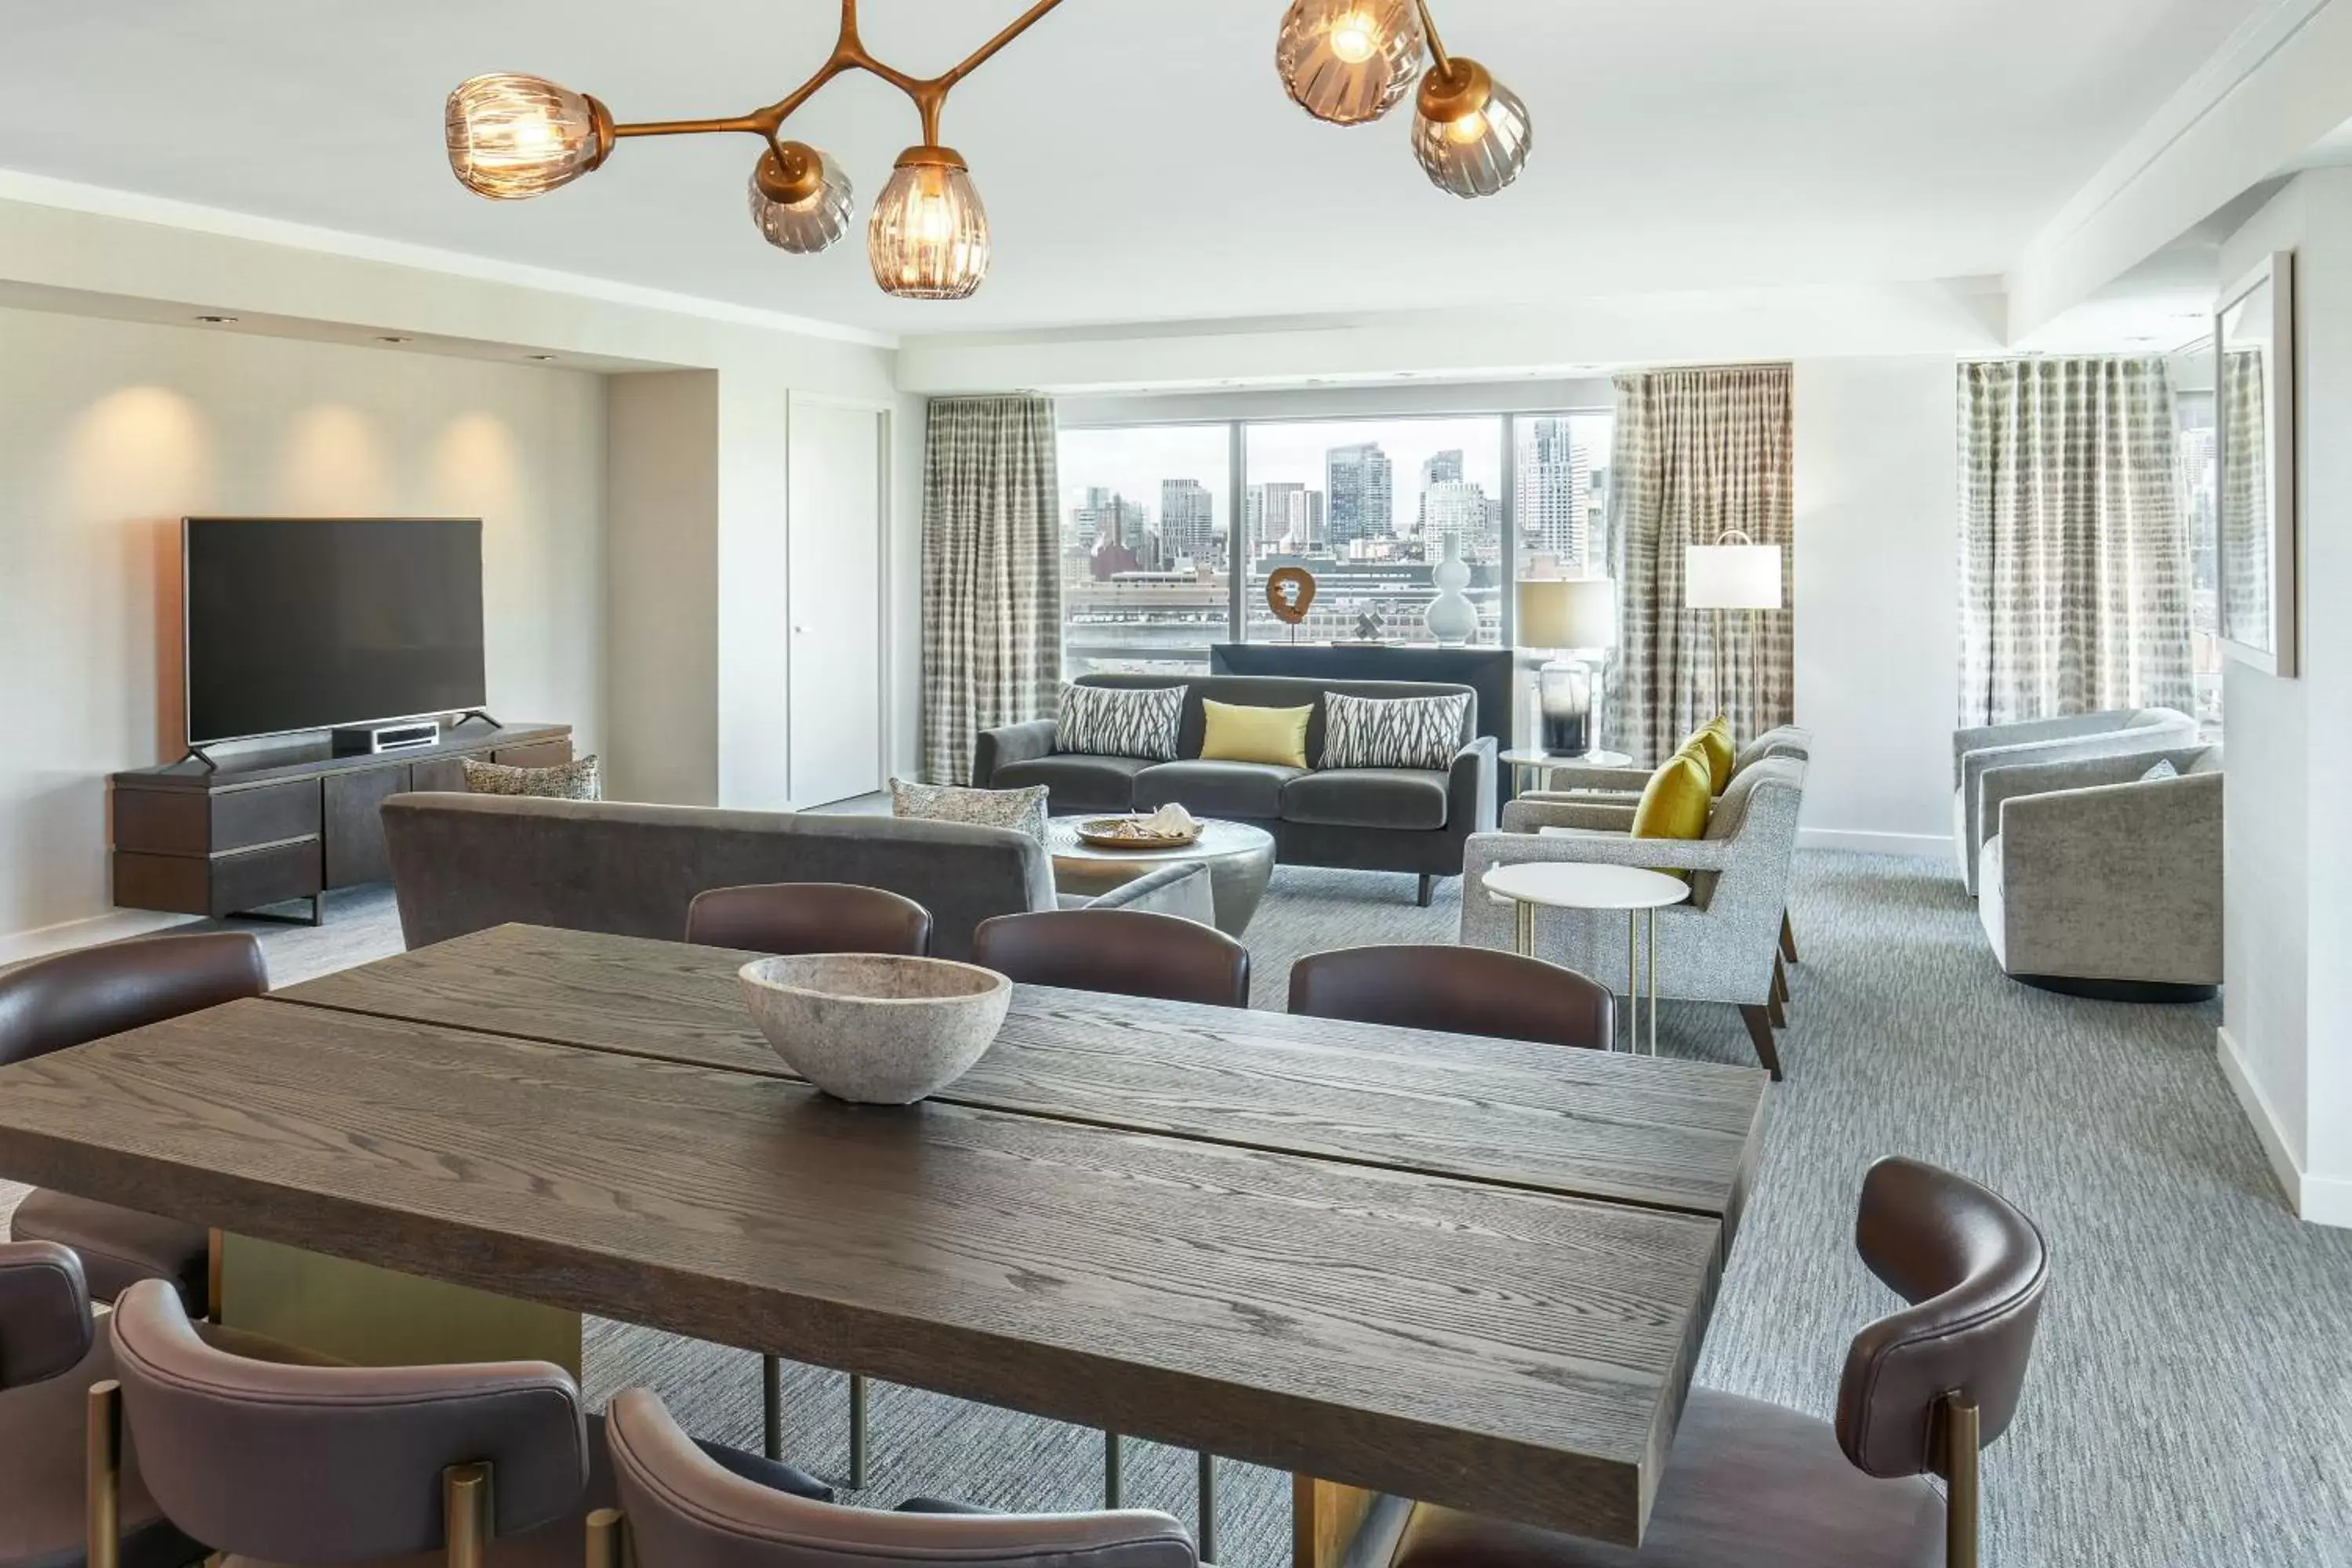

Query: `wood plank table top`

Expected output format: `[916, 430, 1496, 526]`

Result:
[0, 924, 1774, 1548]
[276, 923, 1768, 1228]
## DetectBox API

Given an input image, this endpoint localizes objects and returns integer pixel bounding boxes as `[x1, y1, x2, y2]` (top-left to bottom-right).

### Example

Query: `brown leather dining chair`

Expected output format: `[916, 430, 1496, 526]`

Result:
[96, 1279, 833, 1568]
[2, 931, 268, 1307]
[971, 909, 1251, 1010]
[0, 1241, 202, 1568]
[684, 883, 932, 1485]
[1385, 1157, 2047, 1568]
[1287, 944, 1613, 1051]
[687, 883, 935, 958]
[601, 1386, 1200, 1568]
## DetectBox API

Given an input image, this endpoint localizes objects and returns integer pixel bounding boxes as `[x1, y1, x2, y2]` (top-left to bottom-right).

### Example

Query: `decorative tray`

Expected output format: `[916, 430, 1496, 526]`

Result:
[1076, 816, 1204, 849]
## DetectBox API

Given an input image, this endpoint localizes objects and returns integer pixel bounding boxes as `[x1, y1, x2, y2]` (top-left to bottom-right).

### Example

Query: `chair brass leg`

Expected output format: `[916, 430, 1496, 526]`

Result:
[206, 1227, 224, 1322]
[762, 1355, 782, 1461]
[86, 1381, 122, 1568]
[848, 1374, 868, 1488]
[1197, 1451, 1218, 1559]
[1942, 1395, 1980, 1568]
[586, 1508, 626, 1568]
[443, 1462, 493, 1568]
[1105, 1431, 1123, 1508]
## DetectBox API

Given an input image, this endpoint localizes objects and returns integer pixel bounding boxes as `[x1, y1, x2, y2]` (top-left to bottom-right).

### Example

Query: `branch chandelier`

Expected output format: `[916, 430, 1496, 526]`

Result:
[443, 0, 1529, 301]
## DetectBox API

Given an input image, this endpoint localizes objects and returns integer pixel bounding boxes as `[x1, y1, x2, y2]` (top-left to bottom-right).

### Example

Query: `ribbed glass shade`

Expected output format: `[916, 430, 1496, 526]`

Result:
[445, 74, 603, 199]
[747, 148, 853, 254]
[1412, 71, 1531, 198]
[867, 155, 990, 299]
[1275, 0, 1423, 125]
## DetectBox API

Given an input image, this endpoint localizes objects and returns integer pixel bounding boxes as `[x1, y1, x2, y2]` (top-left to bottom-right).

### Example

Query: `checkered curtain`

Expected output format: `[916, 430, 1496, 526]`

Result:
[1602, 365, 1795, 764]
[2218, 349, 2272, 648]
[921, 394, 1064, 784]
[1958, 358, 2194, 727]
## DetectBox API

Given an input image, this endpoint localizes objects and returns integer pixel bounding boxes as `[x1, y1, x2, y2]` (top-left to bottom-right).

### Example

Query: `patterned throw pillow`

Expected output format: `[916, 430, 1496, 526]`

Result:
[2140, 757, 2180, 784]
[1320, 691, 1471, 771]
[1056, 684, 1183, 761]
[462, 754, 602, 800]
[890, 777, 1050, 847]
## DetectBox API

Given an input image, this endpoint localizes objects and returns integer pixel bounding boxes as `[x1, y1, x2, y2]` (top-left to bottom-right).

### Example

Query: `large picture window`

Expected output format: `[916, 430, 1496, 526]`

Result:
[1056, 424, 1232, 677]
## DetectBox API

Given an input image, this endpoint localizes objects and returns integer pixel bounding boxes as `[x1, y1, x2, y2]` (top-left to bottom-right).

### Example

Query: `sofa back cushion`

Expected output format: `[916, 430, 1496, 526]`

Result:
[380, 793, 1054, 961]
[1073, 674, 1476, 764]
[1321, 691, 1472, 771]
[890, 778, 1050, 846]
[1055, 684, 1184, 761]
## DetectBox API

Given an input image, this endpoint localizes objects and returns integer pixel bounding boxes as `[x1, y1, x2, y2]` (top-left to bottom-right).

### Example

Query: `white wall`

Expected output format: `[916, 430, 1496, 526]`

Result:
[0, 306, 604, 950]
[605, 370, 720, 807]
[1791, 358, 1961, 855]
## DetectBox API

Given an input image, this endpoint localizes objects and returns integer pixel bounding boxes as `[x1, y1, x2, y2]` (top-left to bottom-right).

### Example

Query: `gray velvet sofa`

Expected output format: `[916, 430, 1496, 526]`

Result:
[381, 793, 1213, 961]
[1975, 744, 2223, 1000]
[974, 673, 1497, 905]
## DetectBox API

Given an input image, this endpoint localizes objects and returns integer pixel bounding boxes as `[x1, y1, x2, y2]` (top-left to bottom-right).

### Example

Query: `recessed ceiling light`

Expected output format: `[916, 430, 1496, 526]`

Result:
[377, 335, 413, 344]
[193, 314, 238, 324]
[527, 353, 558, 361]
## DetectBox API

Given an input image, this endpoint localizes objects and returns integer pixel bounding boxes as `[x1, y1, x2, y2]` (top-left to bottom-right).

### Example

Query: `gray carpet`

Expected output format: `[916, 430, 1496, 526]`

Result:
[13, 856, 2352, 1566]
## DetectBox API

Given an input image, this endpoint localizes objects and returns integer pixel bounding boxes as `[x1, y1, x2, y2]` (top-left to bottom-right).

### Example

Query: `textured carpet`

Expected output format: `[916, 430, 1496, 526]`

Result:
[11, 856, 2352, 1566]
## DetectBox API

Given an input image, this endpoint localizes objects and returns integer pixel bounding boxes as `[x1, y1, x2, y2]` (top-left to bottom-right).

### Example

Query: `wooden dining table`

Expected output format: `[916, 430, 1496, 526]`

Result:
[0, 922, 1769, 1560]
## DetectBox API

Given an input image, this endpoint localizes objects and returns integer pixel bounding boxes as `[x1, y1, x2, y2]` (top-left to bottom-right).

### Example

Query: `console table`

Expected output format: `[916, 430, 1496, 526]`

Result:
[110, 720, 572, 924]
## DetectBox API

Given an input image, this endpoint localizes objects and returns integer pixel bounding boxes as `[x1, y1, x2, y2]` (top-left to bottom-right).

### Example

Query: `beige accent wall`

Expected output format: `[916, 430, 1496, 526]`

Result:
[0, 306, 605, 948]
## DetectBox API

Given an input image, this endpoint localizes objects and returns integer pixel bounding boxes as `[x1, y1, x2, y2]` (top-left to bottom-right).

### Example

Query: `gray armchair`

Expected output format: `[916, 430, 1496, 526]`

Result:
[1951, 709, 2196, 893]
[1976, 745, 2223, 999]
[1526, 724, 1813, 797]
[1461, 756, 1806, 1078]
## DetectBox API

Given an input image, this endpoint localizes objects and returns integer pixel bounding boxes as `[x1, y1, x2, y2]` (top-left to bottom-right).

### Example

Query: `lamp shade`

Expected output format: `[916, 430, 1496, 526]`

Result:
[1684, 543, 1782, 609]
[445, 74, 608, 199]
[1516, 577, 1614, 650]
[869, 147, 990, 299]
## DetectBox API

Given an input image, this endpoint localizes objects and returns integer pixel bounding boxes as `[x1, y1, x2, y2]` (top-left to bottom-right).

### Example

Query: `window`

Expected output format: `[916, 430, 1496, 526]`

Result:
[2177, 383, 2223, 731]
[1056, 424, 1231, 677]
[1054, 407, 1613, 677]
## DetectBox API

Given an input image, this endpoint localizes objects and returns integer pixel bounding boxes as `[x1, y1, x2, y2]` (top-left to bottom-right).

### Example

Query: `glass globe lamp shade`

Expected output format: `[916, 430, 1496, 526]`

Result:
[1411, 60, 1531, 198]
[867, 147, 991, 299]
[1275, 0, 1424, 125]
[445, 73, 610, 199]
[747, 143, 853, 254]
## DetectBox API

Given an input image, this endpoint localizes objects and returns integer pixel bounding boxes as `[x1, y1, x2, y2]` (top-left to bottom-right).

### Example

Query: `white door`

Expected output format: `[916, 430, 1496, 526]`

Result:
[786, 398, 886, 808]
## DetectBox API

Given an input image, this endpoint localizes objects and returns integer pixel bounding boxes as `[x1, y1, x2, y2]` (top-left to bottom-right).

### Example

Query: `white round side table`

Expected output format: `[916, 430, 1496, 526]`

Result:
[1497, 748, 1635, 799]
[1482, 861, 1691, 1054]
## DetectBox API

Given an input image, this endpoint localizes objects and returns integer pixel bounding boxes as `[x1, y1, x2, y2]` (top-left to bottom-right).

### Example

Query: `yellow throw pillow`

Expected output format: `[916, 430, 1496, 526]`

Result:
[1683, 715, 1736, 794]
[1199, 699, 1312, 769]
[1632, 744, 1714, 842]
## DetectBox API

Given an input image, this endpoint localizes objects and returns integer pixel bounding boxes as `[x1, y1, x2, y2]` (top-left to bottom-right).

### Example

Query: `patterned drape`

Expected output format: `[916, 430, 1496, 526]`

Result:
[1957, 358, 2193, 728]
[920, 394, 1063, 784]
[1602, 365, 1795, 764]
[2218, 349, 2271, 648]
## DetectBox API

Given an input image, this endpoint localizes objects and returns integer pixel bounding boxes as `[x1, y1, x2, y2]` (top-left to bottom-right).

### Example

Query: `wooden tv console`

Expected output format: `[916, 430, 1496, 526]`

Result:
[110, 720, 572, 926]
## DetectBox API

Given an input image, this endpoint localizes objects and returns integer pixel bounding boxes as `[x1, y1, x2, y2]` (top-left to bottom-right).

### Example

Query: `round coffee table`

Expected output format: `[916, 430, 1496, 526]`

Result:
[1497, 747, 1636, 799]
[1482, 861, 1690, 1054]
[1045, 816, 1276, 937]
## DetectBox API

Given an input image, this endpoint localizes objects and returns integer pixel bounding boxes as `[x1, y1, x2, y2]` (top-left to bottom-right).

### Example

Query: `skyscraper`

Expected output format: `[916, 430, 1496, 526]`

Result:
[1517, 419, 1591, 568]
[1423, 480, 1491, 553]
[1160, 478, 1216, 565]
[1325, 442, 1392, 555]
[1249, 481, 1322, 554]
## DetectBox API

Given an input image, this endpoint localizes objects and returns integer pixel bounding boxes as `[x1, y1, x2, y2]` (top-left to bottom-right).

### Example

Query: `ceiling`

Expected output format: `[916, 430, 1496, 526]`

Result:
[0, 1, 2273, 337]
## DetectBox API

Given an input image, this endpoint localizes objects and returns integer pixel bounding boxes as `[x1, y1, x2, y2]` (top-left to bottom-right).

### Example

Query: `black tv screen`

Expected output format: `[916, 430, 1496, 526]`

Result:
[184, 518, 486, 746]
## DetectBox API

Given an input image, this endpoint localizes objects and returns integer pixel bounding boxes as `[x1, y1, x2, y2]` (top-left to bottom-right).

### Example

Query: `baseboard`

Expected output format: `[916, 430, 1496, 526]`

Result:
[0, 907, 198, 966]
[2215, 1025, 2352, 1227]
[1797, 827, 1954, 858]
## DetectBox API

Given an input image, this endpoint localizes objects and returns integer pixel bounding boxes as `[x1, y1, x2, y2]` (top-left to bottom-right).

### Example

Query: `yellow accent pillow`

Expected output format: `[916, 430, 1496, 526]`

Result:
[1200, 699, 1313, 769]
[1632, 744, 1714, 843]
[1682, 715, 1736, 794]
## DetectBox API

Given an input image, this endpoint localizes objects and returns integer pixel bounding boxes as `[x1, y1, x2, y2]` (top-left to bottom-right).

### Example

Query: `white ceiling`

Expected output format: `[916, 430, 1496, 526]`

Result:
[0, 1, 2272, 337]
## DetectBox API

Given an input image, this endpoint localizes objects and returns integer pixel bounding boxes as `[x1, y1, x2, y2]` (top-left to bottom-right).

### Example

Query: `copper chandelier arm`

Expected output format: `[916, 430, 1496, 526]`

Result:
[1414, 0, 1456, 77]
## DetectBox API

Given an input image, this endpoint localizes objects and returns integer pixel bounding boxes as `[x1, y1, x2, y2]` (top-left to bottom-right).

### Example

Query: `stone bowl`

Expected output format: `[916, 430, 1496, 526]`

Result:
[737, 953, 1012, 1105]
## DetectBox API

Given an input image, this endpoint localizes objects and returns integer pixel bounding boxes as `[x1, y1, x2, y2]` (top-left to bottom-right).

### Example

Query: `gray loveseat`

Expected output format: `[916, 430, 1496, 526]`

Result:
[381, 793, 1213, 960]
[975, 673, 1497, 905]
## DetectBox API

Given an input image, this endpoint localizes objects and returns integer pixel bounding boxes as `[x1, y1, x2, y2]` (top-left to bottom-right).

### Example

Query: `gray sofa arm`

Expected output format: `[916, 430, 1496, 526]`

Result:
[1450, 736, 1499, 833]
[972, 719, 1058, 788]
[1502, 797, 1638, 834]
[1083, 861, 1217, 924]
[1992, 772, 2223, 982]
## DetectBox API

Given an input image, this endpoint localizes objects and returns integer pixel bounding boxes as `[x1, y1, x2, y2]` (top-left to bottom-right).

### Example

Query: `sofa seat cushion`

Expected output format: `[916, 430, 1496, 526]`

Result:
[1281, 768, 1450, 831]
[1388, 1389, 1941, 1568]
[1134, 760, 1301, 819]
[993, 753, 1154, 813]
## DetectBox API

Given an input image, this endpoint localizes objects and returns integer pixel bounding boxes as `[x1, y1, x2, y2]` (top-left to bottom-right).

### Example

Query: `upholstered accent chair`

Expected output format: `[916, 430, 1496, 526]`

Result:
[1976, 744, 2223, 1000]
[1951, 708, 2197, 894]
[1461, 757, 1806, 1078]
[1525, 724, 1813, 797]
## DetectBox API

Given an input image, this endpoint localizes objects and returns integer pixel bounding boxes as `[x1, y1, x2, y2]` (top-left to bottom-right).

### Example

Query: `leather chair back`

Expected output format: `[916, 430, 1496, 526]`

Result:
[0, 1240, 93, 1390]
[1834, 1157, 2048, 1478]
[971, 909, 1250, 1009]
[1287, 945, 1613, 1051]
[108, 1279, 591, 1562]
[0, 931, 266, 1067]
[688, 883, 935, 958]
[607, 1388, 1198, 1568]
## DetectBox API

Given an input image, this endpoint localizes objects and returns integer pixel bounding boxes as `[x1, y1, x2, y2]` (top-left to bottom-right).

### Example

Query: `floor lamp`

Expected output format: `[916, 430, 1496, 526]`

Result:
[1682, 530, 1783, 719]
[1515, 576, 1616, 758]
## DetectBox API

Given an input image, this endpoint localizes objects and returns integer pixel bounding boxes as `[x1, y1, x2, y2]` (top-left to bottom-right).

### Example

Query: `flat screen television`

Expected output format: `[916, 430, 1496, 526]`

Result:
[183, 517, 486, 746]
